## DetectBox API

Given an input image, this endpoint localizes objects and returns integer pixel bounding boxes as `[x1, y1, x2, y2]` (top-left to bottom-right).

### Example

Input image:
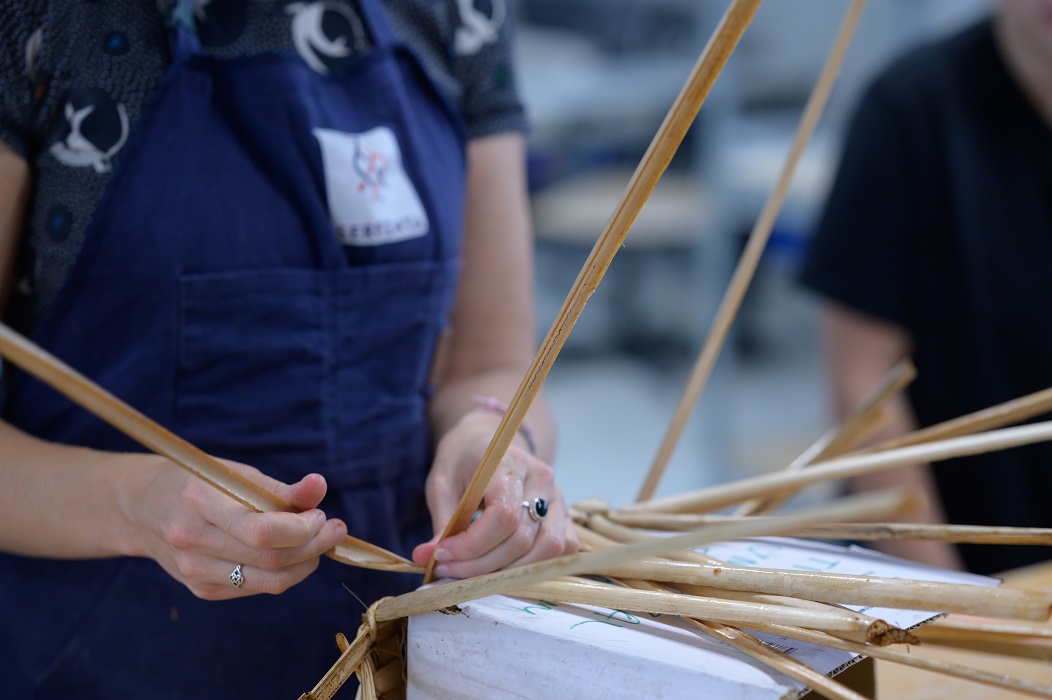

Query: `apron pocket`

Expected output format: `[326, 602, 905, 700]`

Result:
[176, 269, 331, 478]
[174, 261, 456, 483]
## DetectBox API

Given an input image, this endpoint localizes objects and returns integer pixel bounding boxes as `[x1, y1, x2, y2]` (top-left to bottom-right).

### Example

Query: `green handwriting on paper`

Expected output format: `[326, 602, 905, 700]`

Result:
[697, 542, 846, 573]
[502, 600, 559, 615]
[570, 609, 643, 630]
[504, 599, 662, 632]
[792, 556, 842, 572]
[699, 541, 785, 567]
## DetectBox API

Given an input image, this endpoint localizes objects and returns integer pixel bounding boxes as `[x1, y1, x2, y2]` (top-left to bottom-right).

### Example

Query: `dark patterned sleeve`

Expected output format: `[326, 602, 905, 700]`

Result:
[0, 4, 48, 157]
[447, 0, 528, 139]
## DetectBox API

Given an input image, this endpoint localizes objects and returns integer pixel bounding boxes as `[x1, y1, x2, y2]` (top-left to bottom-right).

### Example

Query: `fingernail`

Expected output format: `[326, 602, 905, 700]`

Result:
[434, 565, 450, 578]
[434, 548, 450, 562]
[311, 510, 326, 527]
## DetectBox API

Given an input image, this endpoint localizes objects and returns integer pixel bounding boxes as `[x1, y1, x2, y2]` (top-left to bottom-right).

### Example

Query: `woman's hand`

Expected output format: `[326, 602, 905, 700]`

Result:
[411, 410, 578, 579]
[414, 133, 576, 578]
[120, 456, 348, 600]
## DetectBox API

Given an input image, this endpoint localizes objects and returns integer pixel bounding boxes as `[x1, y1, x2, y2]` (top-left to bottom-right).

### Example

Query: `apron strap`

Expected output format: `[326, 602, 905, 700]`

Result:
[168, 0, 198, 33]
[355, 0, 400, 50]
[164, 0, 202, 63]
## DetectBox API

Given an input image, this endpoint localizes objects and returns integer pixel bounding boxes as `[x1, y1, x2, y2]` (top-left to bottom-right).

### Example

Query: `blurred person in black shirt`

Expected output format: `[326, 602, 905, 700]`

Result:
[801, 0, 1052, 575]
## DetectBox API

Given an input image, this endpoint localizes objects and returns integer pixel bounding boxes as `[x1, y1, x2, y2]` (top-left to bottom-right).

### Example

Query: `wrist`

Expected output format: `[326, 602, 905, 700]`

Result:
[468, 395, 537, 455]
[112, 452, 168, 558]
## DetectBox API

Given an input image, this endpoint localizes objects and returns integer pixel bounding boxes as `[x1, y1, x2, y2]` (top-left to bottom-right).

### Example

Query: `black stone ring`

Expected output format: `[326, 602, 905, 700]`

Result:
[522, 497, 548, 522]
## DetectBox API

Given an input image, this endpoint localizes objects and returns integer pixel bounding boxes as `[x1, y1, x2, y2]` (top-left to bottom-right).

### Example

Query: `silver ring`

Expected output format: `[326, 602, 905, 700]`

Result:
[229, 563, 244, 589]
[522, 497, 548, 522]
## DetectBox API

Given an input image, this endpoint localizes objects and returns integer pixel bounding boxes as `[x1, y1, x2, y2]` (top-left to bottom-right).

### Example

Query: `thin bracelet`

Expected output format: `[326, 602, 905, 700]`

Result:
[469, 395, 538, 456]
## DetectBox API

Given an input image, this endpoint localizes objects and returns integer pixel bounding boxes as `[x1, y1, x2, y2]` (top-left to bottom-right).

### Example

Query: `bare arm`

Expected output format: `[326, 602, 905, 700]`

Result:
[0, 143, 145, 560]
[0, 414, 349, 598]
[414, 132, 577, 576]
[0, 422, 153, 558]
[0, 141, 30, 314]
[822, 301, 964, 570]
[428, 132, 554, 458]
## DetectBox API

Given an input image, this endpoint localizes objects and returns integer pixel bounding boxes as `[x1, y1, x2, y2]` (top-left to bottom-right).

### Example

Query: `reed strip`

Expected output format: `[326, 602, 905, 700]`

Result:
[925, 616, 1052, 640]
[734, 358, 914, 516]
[622, 420, 1052, 516]
[0, 322, 415, 573]
[594, 558, 1052, 622]
[296, 627, 373, 700]
[378, 490, 908, 621]
[604, 512, 1052, 546]
[577, 521, 906, 645]
[582, 513, 1051, 621]
[302, 617, 405, 700]
[636, 0, 867, 502]
[800, 359, 915, 461]
[915, 634, 1052, 662]
[581, 515, 724, 565]
[614, 576, 871, 699]
[787, 523, 1052, 545]
[671, 582, 918, 646]
[862, 384, 1052, 454]
[423, 0, 764, 583]
[749, 623, 1052, 699]
[506, 578, 871, 633]
[914, 617, 1052, 660]
[356, 653, 378, 700]
[689, 619, 868, 700]
[371, 655, 405, 697]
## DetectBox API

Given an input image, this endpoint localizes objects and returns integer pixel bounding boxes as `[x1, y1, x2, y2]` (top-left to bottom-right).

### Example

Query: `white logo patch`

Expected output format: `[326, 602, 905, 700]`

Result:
[313, 126, 430, 247]
[454, 0, 506, 56]
[50, 98, 130, 174]
[286, 1, 367, 74]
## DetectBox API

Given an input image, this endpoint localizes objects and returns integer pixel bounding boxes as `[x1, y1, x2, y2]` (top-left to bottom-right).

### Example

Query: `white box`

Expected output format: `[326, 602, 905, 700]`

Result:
[407, 538, 997, 699]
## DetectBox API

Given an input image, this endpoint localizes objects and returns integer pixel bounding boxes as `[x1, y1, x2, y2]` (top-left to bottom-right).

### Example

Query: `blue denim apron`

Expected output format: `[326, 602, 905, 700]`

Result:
[0, 2, 465, 696]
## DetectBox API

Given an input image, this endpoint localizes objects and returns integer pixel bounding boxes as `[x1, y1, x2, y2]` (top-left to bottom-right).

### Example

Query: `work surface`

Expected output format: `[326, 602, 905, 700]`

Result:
[876, 560, 1052, 699]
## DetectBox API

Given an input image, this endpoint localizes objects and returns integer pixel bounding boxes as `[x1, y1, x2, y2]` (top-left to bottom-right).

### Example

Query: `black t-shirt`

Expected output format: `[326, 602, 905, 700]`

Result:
[800, 19, 1052, 574]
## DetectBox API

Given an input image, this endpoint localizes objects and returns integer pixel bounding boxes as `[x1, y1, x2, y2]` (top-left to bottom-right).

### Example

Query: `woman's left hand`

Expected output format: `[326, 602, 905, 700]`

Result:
[411, 410, 578, 579]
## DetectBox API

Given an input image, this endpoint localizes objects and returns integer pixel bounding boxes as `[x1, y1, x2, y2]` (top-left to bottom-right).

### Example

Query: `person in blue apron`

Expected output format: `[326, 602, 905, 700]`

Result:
[0, 2, 577, 696]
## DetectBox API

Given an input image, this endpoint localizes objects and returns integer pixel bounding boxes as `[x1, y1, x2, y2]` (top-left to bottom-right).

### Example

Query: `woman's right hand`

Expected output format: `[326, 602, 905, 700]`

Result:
[118, 455, 348, 600]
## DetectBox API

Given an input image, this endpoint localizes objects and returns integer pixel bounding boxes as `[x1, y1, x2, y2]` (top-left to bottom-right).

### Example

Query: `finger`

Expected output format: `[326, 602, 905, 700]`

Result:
[189, 470, 332, 551]
[432, 456, 544, 562]
[502, 492, 576, 570]
[239, 517, 347, 571]
[199, 555, 324, 600]
[411, 507, 483, 566]
[434, 464, 557, 577]
[433, 497, 521, 564]
[223, 507, 330, 550]
[170, 514, 348, 573]
[277, 472, 329, 512]
[411, 539, 438, 567]
[423, 468, 466, 538]
[411, 472, 462, 567]
[212, 459, 330, 516]
[186, 473, 344, 554]
[435, 496, 569, 579]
